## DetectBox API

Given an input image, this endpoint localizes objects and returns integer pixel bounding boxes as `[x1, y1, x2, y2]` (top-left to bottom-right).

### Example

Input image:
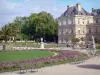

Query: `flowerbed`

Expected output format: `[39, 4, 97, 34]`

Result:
[0, 50, 88, 72]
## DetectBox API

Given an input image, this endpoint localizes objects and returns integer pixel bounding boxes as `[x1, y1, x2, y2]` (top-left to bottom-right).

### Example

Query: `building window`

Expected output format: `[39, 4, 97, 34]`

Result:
[96, 20, 98, 23]
[63, 20, 66, 25]
[88, 20, 89, 24]
[89, 28, 91, 34]
[58, 29, 61, 35]
[83, 22, 84, 24]
[89, 37, 91, 41]
[78, 28, 80, 34]
[83, 30, 85, 33]
[61, 30, 63, 34]
[63, 28, 66, 34]
[68, 19, 71, 24]
[58, 21, 61, 26]
[66, 28, 68, 33]
[78, 30, 80, 34]
[71, 29, 73, 33]
[78, 20, 80, 24]
[95, 27, 98, 33]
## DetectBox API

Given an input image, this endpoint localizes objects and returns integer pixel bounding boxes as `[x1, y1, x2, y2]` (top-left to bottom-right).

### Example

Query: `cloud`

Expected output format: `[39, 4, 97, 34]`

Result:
[0, 0, 66, 26]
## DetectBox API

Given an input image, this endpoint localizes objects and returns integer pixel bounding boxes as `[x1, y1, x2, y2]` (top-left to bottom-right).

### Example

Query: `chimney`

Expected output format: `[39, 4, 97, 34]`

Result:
[92, 8, 94, 12]
[76, 3, 82, 11]
[67, 5, 71, 9]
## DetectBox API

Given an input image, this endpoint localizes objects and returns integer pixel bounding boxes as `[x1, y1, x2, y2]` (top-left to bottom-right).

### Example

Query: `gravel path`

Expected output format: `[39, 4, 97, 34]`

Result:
[1, 56, 100, 75]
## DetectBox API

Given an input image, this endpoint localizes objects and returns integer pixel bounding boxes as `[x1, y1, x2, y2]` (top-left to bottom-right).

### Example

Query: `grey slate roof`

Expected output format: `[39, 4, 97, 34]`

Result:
[92, 9, 100, 16]
[61, 6, 90, 17]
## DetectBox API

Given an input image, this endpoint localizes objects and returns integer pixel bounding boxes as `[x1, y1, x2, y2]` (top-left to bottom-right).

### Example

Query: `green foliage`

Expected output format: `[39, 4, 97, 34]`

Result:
[80, 37, 85, 41]
[18, 11, 58, 42]
[72, 38, 80, 43]
[95, 38, 100, 44]
[0, 11, 58, 42]
[96, 46, 100, 50]
[0, 25, 11, 42]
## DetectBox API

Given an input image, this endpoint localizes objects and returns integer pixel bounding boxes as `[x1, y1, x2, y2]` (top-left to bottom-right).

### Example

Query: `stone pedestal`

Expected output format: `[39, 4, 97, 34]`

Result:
[40, 38, 44, 49]
[40, 42, 44, 49]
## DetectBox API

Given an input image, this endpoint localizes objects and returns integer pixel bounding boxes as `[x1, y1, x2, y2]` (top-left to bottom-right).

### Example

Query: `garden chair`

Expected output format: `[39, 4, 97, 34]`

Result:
[24, 64, 30, 72]
[34, 63, 43, 72]
[30, 64, 36, 72]
[20, 65, 25, 74]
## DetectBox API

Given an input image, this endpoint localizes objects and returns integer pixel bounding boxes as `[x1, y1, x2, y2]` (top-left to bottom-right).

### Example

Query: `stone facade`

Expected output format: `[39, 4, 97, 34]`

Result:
[58, 3, 100, 44]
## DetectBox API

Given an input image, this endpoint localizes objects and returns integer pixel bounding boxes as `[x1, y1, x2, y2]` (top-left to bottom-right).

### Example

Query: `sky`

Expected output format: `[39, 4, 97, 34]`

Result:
[0, 0, 100, 26]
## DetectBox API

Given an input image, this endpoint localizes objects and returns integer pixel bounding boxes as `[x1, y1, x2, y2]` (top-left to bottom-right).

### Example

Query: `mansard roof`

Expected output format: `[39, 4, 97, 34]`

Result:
[61, 4, 90, 17]
[91, 8, 100, 16]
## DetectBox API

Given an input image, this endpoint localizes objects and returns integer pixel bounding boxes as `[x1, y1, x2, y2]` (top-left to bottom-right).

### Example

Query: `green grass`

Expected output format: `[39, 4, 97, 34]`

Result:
[0, 50, 54, 62]
[96, 46, 100, 50]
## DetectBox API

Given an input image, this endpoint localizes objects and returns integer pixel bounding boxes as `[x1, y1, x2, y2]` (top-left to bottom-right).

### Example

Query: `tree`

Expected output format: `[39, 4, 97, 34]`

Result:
[0, 22, 20, 50]
[72, 38, 80, 48]
[22, 11, 58, 42]
[0, 25, 12, 50]
[95, 38, 100, 44]
[8, 23, 20, 41]
[0, 25, 11, 42]
[72, 38, 80, 43]
[13, 16, 29, 40]
[1, 11, 58, 43]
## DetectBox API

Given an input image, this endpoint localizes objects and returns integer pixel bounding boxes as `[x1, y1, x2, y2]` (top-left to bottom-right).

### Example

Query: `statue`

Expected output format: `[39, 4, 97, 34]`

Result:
[41, 38, 43, 42]
[40, 37, 44, 49]
[92, 36, 96, 54]
[92, 36, 96, 50]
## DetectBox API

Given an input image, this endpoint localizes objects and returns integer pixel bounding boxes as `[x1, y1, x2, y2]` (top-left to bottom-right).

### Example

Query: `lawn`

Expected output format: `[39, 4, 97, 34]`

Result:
[0, 50, 54, 62]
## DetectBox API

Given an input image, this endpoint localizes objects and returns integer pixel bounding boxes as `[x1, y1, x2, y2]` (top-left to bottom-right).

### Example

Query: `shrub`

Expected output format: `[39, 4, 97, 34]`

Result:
[96, 46, 100, 50]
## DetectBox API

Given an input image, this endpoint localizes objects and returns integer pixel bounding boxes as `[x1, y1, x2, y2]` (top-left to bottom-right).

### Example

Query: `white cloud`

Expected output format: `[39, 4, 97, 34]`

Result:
[0, 0, 66, 26]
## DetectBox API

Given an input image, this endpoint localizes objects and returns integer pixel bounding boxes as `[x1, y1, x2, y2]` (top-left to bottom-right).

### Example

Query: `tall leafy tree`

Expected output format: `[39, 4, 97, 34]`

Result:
[0, 25, 11, 43]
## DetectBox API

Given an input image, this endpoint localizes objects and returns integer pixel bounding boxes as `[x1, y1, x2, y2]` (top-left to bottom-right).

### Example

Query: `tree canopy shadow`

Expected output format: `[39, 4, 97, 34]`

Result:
[77, 64, 100, 70]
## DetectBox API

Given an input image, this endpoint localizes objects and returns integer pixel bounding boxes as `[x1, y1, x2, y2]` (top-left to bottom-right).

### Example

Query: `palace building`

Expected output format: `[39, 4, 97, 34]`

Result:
[58, 3, 100, 44]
